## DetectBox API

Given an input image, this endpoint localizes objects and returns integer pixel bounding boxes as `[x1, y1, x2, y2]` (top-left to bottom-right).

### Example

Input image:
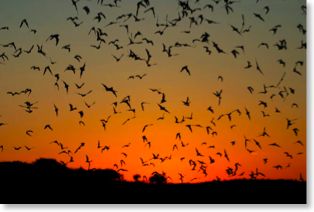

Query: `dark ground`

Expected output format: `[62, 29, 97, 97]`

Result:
[0, 159, 306, 204]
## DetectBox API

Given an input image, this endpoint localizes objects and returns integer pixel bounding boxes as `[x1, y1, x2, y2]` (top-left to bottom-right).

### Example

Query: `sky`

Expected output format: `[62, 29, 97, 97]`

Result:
[0, 0, 306, 183]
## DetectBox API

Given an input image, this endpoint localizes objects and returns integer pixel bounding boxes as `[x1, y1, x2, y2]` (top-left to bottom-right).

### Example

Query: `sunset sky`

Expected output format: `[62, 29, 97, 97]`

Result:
[0, 0, 306, 183]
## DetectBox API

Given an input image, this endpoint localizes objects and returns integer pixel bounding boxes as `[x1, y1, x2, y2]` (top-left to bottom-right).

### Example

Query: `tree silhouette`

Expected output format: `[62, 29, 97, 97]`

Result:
[33, 158, 68, 176]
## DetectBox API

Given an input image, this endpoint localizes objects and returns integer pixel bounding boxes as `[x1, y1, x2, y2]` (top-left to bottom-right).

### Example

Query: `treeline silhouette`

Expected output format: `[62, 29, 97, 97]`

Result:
[0, 158, 306, 204]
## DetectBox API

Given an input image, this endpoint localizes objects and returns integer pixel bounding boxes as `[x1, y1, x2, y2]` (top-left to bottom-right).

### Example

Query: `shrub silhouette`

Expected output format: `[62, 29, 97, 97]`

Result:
[133, 174, 141, 182]
[89, 169, 122, 182]
[149, 171, 167, 184]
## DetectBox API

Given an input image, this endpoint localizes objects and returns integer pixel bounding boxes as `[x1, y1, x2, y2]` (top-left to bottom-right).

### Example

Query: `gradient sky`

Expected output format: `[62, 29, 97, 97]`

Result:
[0, 0, 306, 183]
